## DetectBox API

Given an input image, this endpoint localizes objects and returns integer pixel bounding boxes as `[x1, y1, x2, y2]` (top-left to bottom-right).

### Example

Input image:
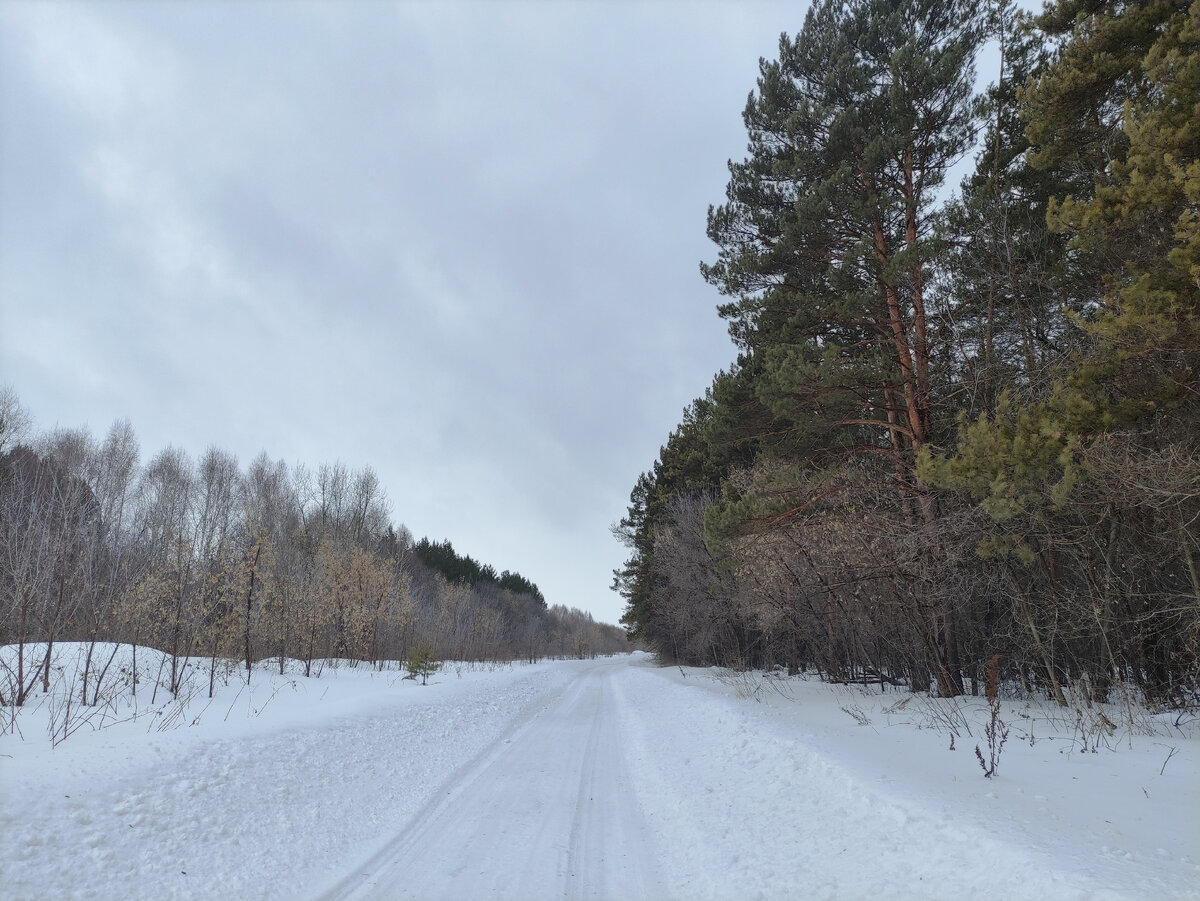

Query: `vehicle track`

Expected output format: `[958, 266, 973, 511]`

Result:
[315, 657, 663, 901]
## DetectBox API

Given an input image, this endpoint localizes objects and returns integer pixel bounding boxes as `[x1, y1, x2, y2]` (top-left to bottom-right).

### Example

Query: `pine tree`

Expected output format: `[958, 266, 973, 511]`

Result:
[922, 0, 1200, 703]
[704, 0, 981, 500]
[1043, 0, 1200, 417]
[941, 2, 1079, 416]
[697, 0, 983, 694]
[613, 382, 740, 646]
[406, 643, 440, 686]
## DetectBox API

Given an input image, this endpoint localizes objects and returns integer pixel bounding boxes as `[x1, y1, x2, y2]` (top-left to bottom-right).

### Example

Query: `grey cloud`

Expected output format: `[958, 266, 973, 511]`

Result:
[1, 0, 800, 623]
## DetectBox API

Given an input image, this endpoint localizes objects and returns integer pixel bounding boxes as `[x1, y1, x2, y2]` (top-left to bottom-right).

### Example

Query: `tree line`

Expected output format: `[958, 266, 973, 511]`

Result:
[0, 390, 626, 706]
[614, 0, 1199, 708]
[413, 538, 546, 604]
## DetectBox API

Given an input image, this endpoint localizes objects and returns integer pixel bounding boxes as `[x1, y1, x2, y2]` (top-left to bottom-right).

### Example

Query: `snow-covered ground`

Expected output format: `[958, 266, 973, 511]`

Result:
[1, 643, 1197, 900]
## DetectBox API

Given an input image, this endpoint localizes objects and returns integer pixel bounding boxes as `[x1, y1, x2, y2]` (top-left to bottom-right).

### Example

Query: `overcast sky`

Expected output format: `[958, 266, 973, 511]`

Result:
[1, 0, 1016, 627]
[0, 0, 822, 625]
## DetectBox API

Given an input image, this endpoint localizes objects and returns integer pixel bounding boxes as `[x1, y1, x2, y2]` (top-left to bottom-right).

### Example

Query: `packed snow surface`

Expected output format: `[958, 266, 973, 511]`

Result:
[1, 644, 1197, 900]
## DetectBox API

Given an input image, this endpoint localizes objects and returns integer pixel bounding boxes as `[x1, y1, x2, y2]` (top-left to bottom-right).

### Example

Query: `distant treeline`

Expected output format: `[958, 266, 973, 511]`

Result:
[614, 0, 1199, 708]
[413, 538, 545, 604]
[0, 391, 625, 706]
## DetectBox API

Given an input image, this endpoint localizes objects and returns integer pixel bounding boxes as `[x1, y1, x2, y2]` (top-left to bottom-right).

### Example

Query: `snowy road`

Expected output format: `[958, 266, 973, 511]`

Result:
[314, 655, 1197, 901]
[318, 658, 662, 901]
[3, 647, 1197, 901]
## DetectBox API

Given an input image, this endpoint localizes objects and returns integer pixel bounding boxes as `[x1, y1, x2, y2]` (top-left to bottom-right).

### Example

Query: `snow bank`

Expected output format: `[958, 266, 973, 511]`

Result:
[1, 643, 577, 900]
[618, 661, 1199, 901]
[1, 645, 1196, 900]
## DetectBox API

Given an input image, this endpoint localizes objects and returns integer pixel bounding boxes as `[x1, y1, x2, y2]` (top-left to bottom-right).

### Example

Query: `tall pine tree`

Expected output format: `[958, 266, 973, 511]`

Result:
[700, 0, 982, 693]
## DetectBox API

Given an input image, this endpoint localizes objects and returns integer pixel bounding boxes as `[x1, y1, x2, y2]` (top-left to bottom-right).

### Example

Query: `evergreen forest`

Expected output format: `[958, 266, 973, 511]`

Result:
[614, 0, 1200, 707]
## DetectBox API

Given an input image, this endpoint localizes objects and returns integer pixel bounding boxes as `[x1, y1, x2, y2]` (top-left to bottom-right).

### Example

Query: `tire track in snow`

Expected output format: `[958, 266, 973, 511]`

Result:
[315, 657, 663, 901]
[0, 661, 571, 901]
[565, 663, 658, 901]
